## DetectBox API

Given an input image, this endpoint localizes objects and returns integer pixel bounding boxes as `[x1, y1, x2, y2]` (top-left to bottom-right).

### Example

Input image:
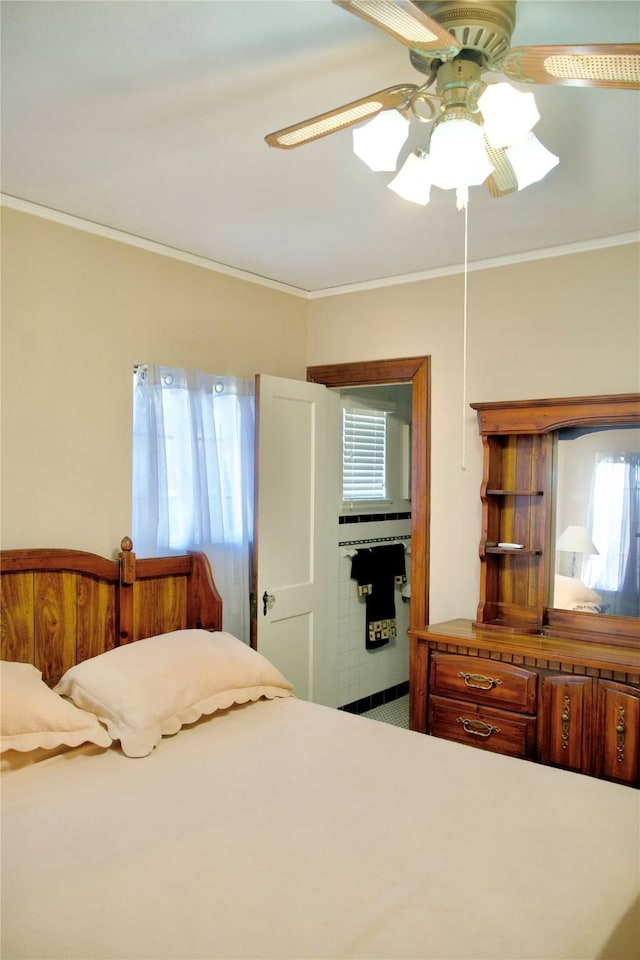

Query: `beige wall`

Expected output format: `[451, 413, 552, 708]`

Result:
[307, 244, 640, 622]
[2, 207, 638, 624]
[1, 208, 308, 554]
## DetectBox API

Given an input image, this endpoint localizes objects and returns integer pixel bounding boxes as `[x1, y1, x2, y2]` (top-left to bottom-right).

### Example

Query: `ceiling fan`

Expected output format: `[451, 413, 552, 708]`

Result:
[265, 1, 640, 206]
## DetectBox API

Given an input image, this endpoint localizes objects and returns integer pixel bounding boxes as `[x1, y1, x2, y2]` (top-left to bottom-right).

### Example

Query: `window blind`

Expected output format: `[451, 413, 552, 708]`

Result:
[342, 406, 387, 501]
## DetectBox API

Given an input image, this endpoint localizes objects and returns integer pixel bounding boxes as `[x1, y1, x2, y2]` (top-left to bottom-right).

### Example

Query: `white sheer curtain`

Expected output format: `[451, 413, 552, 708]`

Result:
[132, 365, 255, 643]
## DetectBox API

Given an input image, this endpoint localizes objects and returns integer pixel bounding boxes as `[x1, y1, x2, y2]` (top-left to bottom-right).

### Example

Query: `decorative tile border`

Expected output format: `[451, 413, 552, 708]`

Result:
[339, 512, 411, 524]
[339, 680, 410, 716]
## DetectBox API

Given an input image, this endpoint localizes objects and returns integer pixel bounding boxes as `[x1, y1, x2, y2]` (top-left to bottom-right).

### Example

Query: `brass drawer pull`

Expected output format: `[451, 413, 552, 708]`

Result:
[457, 671, 502, 691]
[615, 705, 626, 763]
[456, 716, 501, 739]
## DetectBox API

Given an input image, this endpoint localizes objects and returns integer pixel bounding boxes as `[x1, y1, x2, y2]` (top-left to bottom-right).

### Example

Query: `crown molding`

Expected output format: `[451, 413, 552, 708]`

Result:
[2, 193, 637, 300]
[309, 231, 640, 298]
[0, 194, 307, 298]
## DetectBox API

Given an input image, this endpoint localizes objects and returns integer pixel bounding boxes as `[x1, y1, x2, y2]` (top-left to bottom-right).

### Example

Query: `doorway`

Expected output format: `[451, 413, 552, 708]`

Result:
[307, 357, 431, 731]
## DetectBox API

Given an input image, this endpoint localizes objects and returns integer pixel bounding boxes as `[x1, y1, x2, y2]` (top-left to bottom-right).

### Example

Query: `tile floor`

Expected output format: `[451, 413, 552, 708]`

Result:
[361, 694, 409, 729]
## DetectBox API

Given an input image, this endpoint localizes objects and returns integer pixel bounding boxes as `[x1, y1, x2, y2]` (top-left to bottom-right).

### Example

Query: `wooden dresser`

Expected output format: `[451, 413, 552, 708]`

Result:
[409, 393, 640, 786]
[410, 618, 640, 786]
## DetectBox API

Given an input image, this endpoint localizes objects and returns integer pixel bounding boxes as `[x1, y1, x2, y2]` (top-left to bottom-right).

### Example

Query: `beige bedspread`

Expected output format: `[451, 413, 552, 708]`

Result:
[2, 696, 639, 960]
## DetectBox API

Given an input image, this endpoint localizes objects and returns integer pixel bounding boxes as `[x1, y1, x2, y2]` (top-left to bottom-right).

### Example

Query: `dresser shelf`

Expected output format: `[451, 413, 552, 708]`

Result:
[484, 546, 542, 555]
[486, 489, 544, 497]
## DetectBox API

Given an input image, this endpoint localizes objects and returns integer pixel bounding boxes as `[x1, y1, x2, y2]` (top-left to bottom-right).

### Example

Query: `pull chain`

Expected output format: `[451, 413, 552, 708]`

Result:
[461, 199, 469, 471]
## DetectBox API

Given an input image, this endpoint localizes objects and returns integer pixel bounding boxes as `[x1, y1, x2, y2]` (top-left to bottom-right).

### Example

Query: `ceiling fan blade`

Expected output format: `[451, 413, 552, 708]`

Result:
[501, 44, 640, 89]
[483, 140, 518, 198]
[333, 0, 462, 55]
[265, 84, 418, 149]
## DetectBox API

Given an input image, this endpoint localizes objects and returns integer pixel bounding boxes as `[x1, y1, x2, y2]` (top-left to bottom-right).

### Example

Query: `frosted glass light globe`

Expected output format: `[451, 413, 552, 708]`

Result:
[479, 82, 540, 148]
[428, 118, 494, 190]
[352, 111, 409, 172]
[507, 133, 560, 189]
[388, 152, 432, 205]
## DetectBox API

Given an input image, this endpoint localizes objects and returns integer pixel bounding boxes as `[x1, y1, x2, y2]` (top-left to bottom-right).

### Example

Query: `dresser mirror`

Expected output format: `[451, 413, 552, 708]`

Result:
[553, 424, 640, 621]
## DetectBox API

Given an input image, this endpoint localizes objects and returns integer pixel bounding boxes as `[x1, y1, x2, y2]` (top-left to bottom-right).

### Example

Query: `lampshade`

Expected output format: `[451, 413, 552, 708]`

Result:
[556, 524, 599, 577]
[478, 83, 540, 148]
[428, 117, 494, 190]
[506, 133, 560, 190]
[556, 525, 599, 556]
[387, 151, 432, 205]
[352, 110, 409, 172]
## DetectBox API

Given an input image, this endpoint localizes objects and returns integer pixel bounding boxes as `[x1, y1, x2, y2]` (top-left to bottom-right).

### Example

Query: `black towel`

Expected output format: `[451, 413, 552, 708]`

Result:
[351, 543, 406, 650]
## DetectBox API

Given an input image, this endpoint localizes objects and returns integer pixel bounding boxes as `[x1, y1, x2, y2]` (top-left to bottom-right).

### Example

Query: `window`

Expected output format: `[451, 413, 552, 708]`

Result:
[132, 364, 255, 642]
[342, 405, 387, 502]
[137, 377, 249, 552]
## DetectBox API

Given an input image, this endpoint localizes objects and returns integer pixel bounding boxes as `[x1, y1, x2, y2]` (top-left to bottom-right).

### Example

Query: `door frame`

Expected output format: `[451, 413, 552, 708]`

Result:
[307, 357, 431, 730]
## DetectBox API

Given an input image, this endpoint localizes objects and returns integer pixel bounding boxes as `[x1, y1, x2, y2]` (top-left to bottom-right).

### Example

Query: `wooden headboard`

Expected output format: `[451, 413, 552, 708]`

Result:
[0, 538, 223, 684]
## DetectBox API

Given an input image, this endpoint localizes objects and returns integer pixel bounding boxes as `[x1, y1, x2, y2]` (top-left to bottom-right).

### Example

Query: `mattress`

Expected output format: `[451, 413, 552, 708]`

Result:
[2, 695, 639, 960]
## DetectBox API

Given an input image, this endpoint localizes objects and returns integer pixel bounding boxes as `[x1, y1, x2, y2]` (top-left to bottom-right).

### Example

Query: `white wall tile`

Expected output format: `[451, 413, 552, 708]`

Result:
[336, 522, 411, 706]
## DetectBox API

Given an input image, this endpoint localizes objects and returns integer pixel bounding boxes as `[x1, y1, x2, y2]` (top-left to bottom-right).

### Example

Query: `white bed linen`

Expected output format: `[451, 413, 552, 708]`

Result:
[2, 696, 638, 960]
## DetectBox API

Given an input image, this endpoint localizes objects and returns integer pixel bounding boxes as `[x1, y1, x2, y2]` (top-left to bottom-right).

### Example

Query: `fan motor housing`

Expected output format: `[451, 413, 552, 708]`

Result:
[411, 1, 517, 73]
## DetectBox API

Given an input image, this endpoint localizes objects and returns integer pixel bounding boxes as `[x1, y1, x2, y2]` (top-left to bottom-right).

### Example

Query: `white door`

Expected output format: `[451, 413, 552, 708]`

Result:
[252, 375, 339, 705]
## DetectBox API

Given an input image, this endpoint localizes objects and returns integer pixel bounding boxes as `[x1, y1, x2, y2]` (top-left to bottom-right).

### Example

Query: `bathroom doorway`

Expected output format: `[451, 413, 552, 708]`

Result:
[307, 357, 430, 730]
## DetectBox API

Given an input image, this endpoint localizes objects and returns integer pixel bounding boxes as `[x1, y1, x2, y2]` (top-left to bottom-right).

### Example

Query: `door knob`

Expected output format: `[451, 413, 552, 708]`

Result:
[262, 591, 275, 616]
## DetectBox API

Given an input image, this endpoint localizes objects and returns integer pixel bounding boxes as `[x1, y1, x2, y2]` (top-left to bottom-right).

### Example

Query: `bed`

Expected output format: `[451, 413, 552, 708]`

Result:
[1, 540, 639, 960]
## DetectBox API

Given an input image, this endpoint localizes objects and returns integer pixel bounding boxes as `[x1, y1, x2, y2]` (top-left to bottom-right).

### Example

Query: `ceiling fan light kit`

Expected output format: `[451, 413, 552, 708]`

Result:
[383, 71, 555, 206]
[352, 42, 557, 206]
[265, 0, 639, 211]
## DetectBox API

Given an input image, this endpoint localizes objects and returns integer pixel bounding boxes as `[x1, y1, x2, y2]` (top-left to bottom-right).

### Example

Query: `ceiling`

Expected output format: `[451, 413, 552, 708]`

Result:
[1, 0, 639, 294]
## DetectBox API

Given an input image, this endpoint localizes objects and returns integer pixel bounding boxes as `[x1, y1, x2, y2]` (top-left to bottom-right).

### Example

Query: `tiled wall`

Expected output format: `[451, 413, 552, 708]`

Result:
[336, 513, 411, 708]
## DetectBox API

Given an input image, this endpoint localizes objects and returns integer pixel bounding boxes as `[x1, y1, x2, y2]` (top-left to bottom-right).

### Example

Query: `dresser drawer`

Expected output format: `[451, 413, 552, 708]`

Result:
[429, 653, 537, 714]
[429, 695, 537, 759]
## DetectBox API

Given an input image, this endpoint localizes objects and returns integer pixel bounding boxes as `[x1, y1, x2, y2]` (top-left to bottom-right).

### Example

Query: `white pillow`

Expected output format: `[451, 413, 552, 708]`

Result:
[55, 630, 293, 758]
[554, 575, 602, 610]
[1, 661, 112, 753]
